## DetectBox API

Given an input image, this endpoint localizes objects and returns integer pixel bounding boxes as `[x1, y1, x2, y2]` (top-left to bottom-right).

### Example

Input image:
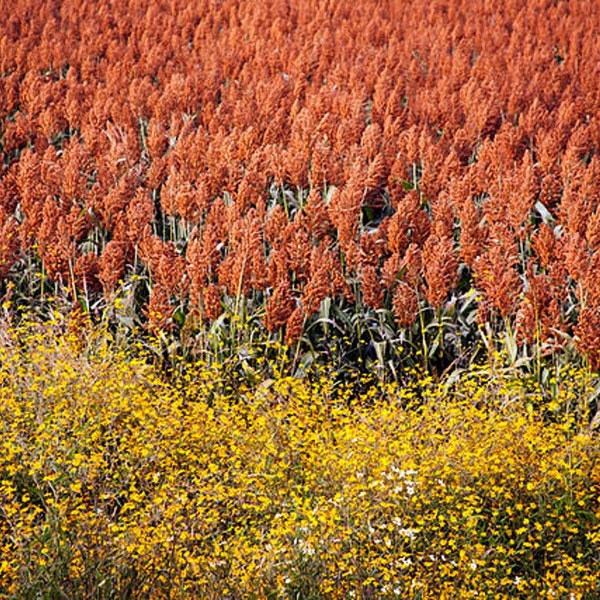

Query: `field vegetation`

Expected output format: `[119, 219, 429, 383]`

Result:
[1, 0, 600, 597]
[1, 317, 599, 598]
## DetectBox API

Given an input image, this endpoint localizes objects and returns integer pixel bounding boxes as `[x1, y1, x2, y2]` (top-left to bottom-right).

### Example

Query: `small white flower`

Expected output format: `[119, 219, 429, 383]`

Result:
[404, 481, 416, 496]
[398, 528, 417, 540]
[398, 469, 418, 478]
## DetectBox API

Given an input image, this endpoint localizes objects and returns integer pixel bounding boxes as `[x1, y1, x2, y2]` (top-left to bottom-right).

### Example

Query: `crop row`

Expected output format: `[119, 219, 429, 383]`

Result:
[1, 0, 600, 372]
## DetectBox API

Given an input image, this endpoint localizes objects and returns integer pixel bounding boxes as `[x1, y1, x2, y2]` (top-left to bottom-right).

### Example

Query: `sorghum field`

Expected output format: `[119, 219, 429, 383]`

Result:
[1, 0, 600, 597]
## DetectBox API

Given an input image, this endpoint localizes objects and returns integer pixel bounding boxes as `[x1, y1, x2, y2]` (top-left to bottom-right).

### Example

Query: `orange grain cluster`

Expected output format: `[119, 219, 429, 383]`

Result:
[1, 0, 600, 358]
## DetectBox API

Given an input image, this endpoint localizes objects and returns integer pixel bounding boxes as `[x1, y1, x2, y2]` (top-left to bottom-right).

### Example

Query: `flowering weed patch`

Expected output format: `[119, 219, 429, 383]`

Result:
[0, 320, 599, 598]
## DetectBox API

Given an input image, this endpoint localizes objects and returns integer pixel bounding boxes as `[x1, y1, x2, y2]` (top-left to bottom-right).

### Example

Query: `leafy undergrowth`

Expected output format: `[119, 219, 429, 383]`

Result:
[0, 317, 599, 599]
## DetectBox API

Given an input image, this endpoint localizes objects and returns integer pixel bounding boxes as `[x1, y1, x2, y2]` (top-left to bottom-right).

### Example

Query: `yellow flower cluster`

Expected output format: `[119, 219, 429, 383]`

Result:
[0, 319, 599, 598]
